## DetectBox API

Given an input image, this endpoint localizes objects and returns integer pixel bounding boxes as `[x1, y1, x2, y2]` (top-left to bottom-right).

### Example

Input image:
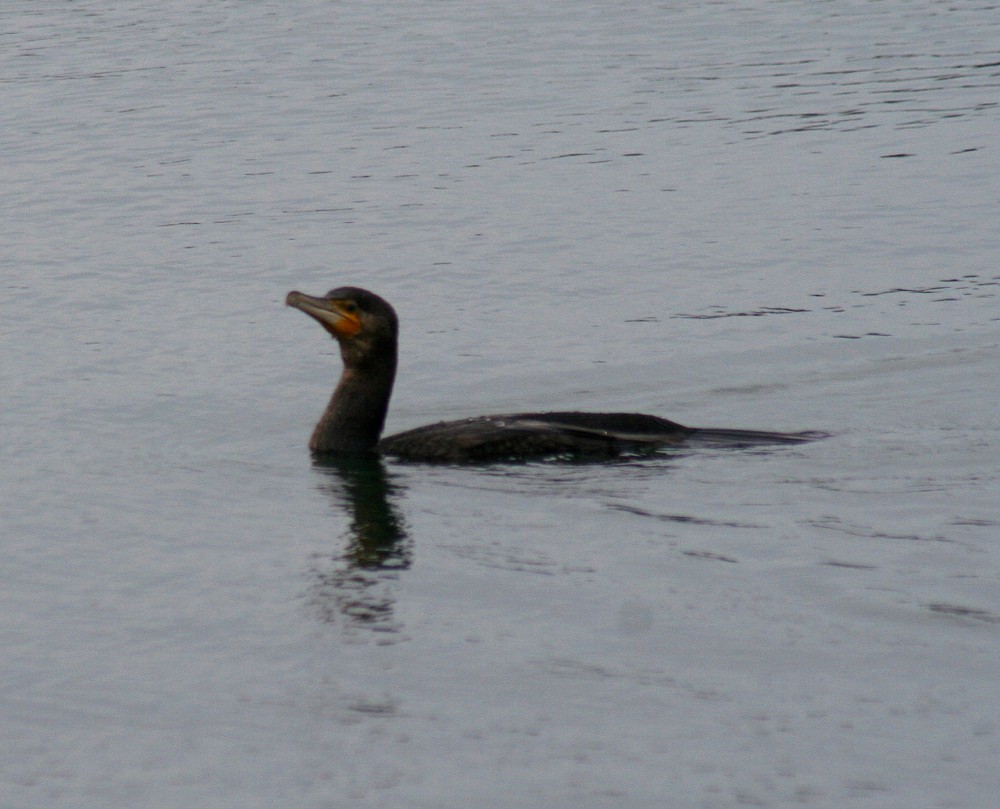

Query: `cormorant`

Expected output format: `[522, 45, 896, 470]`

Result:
[286, 286, 818, 462]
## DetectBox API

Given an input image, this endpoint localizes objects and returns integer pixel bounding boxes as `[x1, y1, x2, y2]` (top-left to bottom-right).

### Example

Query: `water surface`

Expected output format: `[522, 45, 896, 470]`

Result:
[3, 2, 999, 807]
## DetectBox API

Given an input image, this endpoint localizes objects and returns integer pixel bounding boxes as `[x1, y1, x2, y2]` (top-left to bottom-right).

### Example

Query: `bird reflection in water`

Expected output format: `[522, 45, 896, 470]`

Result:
[306, 454, 411, 636]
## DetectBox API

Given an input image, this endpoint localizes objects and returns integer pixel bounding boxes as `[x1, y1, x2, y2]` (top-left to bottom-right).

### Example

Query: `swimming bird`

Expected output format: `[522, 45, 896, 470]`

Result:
[286, 286, 818, 462]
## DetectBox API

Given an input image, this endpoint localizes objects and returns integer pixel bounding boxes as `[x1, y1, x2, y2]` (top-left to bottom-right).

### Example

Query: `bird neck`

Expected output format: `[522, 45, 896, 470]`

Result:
[310, 362, 396, 453]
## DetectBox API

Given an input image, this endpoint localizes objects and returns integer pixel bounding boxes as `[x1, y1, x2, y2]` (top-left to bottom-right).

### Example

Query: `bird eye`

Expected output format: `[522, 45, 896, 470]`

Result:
[342, 301, 359, 313]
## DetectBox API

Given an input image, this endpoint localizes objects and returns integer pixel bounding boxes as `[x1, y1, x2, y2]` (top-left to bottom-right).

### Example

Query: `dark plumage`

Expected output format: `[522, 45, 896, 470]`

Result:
[286, 287, 819, 462]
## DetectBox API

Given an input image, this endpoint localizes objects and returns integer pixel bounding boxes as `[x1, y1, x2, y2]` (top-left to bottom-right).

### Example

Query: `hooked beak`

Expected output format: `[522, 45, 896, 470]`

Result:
[286, 290, 362, 338]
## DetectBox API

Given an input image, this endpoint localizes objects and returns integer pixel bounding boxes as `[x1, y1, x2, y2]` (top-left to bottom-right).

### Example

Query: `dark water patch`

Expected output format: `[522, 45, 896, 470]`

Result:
[346, 696, 400, 716]
[682, 550, 739, 563]
[610, 503, 761, 529]
[858, 276, 999, 300]
[859, 286, 951, 297]
[810, 516, 955, 544]
[949, 517, 999, 527]
[673, 277, 996, 332]
[673, 306, 810, 320]
[927, 603, 1000, 625]
[822, 560, 877, 570]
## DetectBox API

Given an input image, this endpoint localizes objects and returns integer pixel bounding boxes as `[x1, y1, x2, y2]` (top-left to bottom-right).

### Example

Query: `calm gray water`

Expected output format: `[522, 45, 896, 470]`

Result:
[4, 2, 999, 807]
